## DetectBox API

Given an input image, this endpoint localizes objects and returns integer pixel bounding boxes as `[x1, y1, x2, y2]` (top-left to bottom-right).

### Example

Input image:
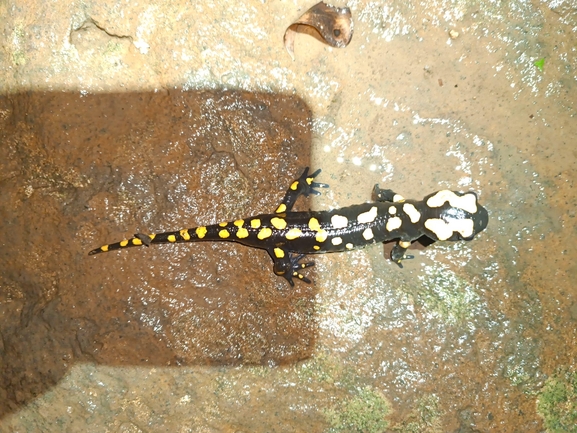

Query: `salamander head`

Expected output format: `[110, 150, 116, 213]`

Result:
[421, 190, 489, 242]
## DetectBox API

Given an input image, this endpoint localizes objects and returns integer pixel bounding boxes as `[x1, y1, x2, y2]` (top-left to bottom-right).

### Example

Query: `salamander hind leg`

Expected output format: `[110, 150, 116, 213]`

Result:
[270, 249, 314, 286]
[390, 240, 415, 269]
[275, 167, 329, 213]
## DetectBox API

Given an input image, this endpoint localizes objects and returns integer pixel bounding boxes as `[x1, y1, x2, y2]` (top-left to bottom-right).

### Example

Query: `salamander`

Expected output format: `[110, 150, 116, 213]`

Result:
[89, 168, 489, 286]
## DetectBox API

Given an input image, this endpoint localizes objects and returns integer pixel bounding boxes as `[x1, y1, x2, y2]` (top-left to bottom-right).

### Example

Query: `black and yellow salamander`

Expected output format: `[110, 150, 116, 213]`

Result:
[89, 168, 489, 286]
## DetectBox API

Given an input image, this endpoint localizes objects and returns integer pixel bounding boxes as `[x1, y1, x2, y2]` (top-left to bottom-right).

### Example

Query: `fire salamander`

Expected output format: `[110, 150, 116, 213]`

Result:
[89, 168, 489, 286]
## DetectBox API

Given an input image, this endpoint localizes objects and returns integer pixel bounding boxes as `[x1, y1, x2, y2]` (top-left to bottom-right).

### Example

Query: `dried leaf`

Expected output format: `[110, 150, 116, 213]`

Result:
[284, 2, 353, 61]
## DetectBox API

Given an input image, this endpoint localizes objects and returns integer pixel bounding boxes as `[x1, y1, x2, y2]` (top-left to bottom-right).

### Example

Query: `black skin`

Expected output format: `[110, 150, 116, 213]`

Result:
[267, 167, 328, 285]
[372, 184, 415, 267]
[89, 168, 489, 286]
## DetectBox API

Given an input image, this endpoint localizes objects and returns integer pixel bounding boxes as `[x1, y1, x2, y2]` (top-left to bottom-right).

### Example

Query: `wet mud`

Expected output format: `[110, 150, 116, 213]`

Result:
[0, 90, 317, 417]
[1, 0, 576, 431]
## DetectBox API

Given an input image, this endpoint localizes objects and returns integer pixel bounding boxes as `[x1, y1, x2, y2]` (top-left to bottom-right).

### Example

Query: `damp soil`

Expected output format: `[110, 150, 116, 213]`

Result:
[0, 90, 318, 417]
[1, 0, 577, 431]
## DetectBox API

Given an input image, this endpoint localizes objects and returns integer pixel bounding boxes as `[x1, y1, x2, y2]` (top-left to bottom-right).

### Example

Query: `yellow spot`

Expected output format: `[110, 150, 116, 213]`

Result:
[120, 240, 129, 247]
[386, 217, 402, 231]
[196, 226, 207, 239]
[101, 245, 109, 252]
[285, 228, 302, 240]
[424, 219, 452, 241]
[257, 227, 272, 240]
[236, 227, 249, 239]
[393, 194, 405, 203]
[168, 234, 177, 242]
[357, 206, 378, 224]
[315, 229, 328, 243]
[331, 214, 348, 229]
[403, 203, 421, 223]
[149, 234, 156, 241]
[290, 181, 299, 190]
[132, 238, 142, 246]
[274, 248, 285, 258]
[346, 243, 354, 249]
[308, 217, 321, 231]
[271, 217, 287, 230]
[219, 222, 228, 227]
[362, 228, 374, 240]
[399, 241, 411, 248]
[313, 245, 321, 250]
[388, 206, 397, 215]
[219, 229, 230, 239]
[306, 177, 314, 185]
[234, 219, 244, 227]
[425, 218, 475, 240]
[426, 190, 477, 213]
[276, 203, 287, 213]
[250, 219, 261, 229]
[180, 229, 191, 240]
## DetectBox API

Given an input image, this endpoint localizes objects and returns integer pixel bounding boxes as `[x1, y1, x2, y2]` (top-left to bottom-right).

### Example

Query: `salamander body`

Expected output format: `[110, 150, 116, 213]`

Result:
[89, 168, 489, 285]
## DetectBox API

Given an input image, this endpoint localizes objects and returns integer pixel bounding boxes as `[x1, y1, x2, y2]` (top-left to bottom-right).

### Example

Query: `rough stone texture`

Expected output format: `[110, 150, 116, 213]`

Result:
[1, 0, 576, 431]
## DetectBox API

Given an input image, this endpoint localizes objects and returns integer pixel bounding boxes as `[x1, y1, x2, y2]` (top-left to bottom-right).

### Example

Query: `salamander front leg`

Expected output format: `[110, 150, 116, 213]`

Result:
[270, 249, 314, 286]
[373, 184, 405, 203]
[390, 240, 414, 269]
[275, 167, 329, 213]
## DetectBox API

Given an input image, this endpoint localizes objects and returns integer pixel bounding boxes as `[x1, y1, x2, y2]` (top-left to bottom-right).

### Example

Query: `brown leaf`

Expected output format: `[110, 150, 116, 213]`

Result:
[284, 2, 353, 61]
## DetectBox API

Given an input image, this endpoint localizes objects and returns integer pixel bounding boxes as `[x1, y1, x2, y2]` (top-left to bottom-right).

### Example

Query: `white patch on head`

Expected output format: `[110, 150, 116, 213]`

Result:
[393, 194, 405, 203]
[402, 203, 421, 223]
[331, 236, 343, 246]
[385, 216, 402, 232]
[427, 190, 477, 213]
[331, 214, 349, 229]
[346, 243, 354, 249]
[357, 206, 378, 224]
[362, 228, 374, 240]
[424, 218, 475, 241]
[388, 206, 397, 215]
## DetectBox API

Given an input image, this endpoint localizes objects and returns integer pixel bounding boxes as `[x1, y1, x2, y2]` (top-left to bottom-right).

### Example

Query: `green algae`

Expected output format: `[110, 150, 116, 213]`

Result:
[536, 367, 577, 433]
[533, 58, 545, 72]
[325, 386, 392, 433]
[416, 265, 483, 325]
[393, 394, 443, 433]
